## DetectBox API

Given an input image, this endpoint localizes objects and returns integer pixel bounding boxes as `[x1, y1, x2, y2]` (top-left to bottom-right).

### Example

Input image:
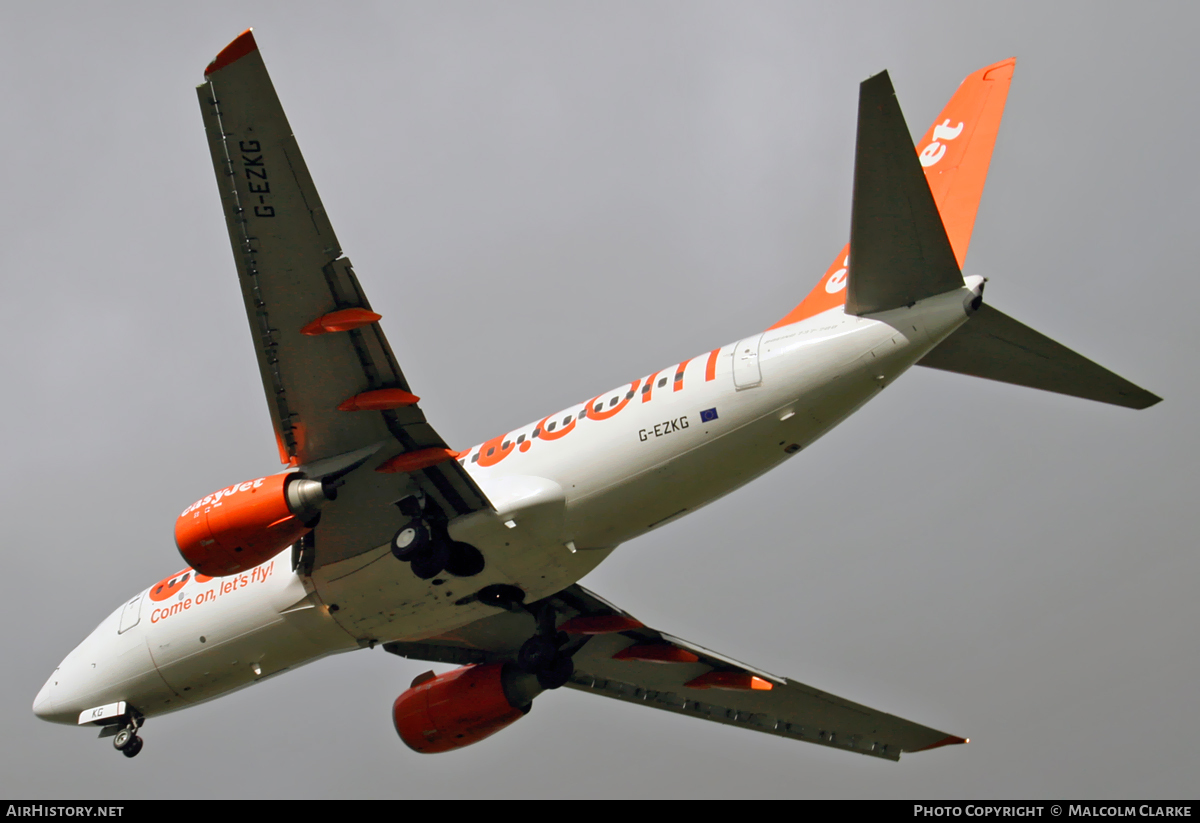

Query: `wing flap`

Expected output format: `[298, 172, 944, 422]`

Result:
[568, 629, 957, 761]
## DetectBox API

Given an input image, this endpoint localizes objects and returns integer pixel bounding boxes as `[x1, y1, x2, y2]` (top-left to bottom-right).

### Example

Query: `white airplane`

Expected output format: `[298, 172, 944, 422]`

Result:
[33, 31, 1159, 762]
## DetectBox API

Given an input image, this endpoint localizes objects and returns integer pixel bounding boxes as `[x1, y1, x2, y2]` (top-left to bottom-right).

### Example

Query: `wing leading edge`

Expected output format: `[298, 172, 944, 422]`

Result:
[197, 31, 490, 568]
[385, 585, 965, 761]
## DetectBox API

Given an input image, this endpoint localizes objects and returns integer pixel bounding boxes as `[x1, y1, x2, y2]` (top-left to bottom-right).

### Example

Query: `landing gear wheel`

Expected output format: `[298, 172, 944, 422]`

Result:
[113, 728, 134, 751]
[391, 520, 430, 562]
[410, 541, 450, 580]
[121, 736, 143, 758]
[518, 635, 559, 674]
[445, 542, 485, 577]
[536, 656, 574, 691]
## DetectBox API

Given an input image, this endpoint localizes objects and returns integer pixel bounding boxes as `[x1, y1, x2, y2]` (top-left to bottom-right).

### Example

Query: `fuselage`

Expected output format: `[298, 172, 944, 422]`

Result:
[34, 280, 980, 726]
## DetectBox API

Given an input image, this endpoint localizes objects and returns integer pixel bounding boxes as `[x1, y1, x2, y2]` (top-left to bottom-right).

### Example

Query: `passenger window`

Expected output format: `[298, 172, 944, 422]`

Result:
[625, 391, 634, 400]
[502, 441, 511, 450]
[657, 377, 667, 388]
[517, 434, 526, 444]
[563, 415, 572, 425]
[547, 421, 557, 432]
[471, 453, 479, 463]
[487, 447, 495, 457]
[609, 396, 618, 407]
[641, 384, 651, 394]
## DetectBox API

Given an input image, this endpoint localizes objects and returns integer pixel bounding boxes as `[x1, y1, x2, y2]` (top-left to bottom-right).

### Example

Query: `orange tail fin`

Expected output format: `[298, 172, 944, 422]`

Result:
[770, 58, 1015, 330]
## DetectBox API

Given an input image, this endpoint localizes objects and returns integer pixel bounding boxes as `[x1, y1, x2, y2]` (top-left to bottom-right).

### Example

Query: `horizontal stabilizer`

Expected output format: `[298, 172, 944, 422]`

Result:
[918, 304, 1161, 409]
[847, 71, 963, 316]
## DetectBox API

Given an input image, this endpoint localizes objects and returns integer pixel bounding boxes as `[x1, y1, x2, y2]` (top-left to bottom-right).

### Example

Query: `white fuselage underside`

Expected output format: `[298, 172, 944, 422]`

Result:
[34, 284, 974, 725]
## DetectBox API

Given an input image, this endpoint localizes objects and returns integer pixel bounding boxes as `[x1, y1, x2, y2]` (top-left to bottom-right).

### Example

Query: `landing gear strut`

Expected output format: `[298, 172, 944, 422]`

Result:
[517, 603, 575, 690]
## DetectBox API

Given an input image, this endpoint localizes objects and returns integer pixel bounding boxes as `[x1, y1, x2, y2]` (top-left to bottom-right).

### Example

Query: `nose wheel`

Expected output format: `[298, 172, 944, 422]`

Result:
[113, 728, 144, 758]
[108, 712, 145, 759]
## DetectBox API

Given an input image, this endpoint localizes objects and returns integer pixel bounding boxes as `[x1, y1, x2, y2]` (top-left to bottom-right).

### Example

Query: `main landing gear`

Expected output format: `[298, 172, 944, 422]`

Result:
[390, 496, 484, 580]
[516, 603, 575, 690]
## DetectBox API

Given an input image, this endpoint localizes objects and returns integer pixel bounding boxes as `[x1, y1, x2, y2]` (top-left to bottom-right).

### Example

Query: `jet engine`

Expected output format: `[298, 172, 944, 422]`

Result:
[175, 473, 336, 577]
[393, 663, 542, 754]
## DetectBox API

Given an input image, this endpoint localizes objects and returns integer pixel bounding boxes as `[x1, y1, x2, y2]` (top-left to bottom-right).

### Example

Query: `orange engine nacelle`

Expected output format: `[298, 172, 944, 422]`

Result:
[393, 664, 539, 754]
[174, 473, 335, 577]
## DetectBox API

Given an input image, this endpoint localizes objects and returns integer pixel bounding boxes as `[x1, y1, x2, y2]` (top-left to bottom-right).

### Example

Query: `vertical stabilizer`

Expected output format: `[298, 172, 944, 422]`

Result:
[770, 59, 1015, 328]
[845, 70, 962, 315]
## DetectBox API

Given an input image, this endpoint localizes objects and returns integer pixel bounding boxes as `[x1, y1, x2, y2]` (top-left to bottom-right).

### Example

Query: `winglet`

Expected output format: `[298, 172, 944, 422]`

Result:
[911, 735, 969, 752]
[205, 29, 257, 77]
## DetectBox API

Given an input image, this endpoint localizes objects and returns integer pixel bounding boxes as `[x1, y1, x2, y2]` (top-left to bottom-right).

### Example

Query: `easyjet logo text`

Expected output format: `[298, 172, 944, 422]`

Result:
[180, 477, 267, 517]
[919, 119, 964, 167]
[462, 349, 722, 469]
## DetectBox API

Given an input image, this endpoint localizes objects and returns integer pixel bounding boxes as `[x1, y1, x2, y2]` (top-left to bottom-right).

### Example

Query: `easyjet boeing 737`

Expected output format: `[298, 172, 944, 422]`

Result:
[33, 31, 1159, 762]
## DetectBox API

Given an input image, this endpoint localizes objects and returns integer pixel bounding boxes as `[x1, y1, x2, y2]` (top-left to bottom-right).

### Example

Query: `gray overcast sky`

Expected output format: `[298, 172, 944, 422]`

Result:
[2, 1, 1197, 799]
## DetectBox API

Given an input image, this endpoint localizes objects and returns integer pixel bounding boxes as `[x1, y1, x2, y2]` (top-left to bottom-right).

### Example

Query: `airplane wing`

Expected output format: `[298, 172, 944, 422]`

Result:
[196, 31, 490, 568]
[384, 585, 965, 761]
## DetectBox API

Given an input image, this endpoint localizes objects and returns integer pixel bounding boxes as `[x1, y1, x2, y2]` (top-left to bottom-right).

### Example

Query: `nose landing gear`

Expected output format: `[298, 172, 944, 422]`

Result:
[101, 709, 145, 759]
[112, 726, 143, 758]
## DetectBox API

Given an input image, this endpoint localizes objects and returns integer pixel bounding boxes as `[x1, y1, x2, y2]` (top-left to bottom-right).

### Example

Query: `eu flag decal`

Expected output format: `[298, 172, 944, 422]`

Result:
[700, 407, 719, 422]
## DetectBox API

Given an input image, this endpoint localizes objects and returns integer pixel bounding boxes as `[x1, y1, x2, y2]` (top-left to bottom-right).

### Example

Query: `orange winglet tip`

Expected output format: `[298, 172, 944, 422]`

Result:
[375, 448, 457, 474]
[912, 735, 969, 752]
[612, 644, 700, 664]
[300, 307, 382, 336]
[558, 615, 645, 635]
[338, 388, 421, 411]
[205, 29, 257, 77]
[684, 672, 774, 691]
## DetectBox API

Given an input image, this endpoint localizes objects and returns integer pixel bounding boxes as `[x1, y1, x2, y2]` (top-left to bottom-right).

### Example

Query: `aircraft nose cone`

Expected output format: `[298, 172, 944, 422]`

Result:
[32, 677, 54, 720]
[32, 670, 72, 724]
